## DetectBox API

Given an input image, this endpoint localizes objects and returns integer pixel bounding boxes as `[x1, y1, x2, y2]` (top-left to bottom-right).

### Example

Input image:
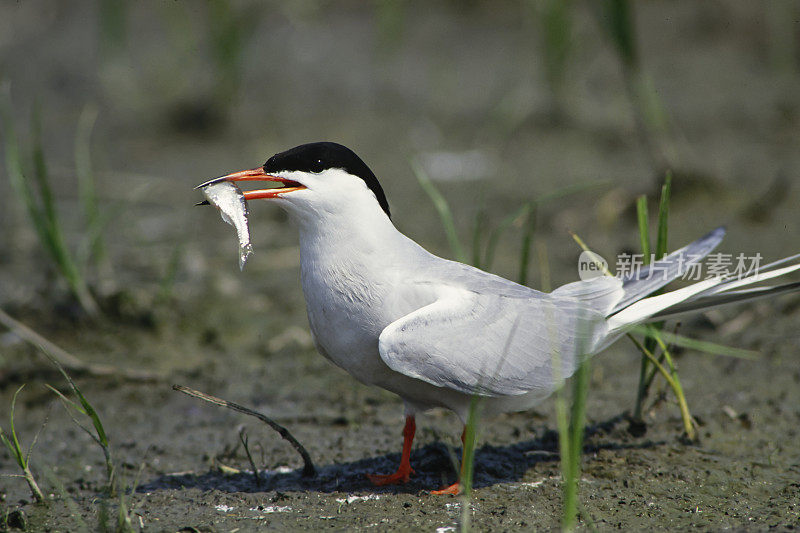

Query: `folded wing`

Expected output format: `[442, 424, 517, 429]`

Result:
[378, 286, 611, 397]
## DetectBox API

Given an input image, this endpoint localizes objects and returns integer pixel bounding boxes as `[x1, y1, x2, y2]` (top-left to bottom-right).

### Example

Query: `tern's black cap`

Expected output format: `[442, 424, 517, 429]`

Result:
[263, 142, 390, 217]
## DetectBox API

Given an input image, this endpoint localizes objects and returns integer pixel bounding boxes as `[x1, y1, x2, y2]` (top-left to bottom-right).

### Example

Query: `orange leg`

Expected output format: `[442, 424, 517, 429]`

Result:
[367, 415, 416, 486]
[431, 426, 466, 496]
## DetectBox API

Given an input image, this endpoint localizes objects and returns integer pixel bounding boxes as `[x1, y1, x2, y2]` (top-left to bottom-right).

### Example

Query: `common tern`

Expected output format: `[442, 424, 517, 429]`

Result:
[197, 142, 800, 494]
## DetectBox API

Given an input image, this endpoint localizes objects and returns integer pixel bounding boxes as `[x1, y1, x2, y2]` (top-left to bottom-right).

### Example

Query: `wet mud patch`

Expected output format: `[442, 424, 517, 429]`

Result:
[3, 335, 800, 530]
[139, 421, 642, 497]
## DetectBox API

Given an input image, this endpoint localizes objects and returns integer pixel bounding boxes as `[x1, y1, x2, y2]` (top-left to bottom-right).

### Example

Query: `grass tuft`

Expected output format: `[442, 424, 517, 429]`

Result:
[1, 91, 100, 315]
[627, 172, 699, 440]
[44, 354, 115, 493]
[0, 385, 45, 503]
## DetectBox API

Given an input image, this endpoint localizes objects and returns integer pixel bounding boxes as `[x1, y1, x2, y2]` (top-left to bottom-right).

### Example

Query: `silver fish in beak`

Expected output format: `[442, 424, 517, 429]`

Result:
[201, 181, 253, 270]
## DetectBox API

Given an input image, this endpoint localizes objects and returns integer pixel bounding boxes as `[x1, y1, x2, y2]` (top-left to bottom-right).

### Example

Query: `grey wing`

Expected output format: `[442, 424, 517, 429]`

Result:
[378, 287, 609, 397]
[611, 227, 726, 313]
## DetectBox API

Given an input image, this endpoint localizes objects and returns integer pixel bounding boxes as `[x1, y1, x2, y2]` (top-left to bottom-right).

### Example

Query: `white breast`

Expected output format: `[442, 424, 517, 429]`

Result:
[300, 255, 394, 383]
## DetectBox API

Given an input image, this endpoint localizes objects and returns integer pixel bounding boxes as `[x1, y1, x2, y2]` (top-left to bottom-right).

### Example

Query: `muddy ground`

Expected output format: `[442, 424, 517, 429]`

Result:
[1, 2, 799, 531]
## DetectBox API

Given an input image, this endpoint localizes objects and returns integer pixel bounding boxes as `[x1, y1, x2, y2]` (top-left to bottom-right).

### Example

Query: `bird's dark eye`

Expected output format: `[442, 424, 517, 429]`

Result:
[311, 159, 323, 173]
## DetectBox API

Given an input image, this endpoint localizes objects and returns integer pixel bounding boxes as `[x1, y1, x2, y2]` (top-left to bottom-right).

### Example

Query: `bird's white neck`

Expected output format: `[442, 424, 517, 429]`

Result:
[288, 197, 404, 259]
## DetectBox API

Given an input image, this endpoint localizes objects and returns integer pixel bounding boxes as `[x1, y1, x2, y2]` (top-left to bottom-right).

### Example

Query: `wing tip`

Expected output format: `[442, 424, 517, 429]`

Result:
[707, 226, 726, 240]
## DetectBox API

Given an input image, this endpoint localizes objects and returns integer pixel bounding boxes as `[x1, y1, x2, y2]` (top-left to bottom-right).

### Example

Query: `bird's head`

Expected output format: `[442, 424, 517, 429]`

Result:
[196, 142, 390, 221]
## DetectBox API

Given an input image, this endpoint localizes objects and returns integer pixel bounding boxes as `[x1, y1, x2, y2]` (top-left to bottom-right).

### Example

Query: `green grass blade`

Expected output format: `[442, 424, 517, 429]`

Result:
[71, 381, 109, 447]
[459, 320, 522, 529]
[31, 108, 86, 300]
[461, 397, 479, 498]
[0, 384, 45, 502]
[636, 195, 650, 263]
[471, 206, 486, 269]
[9, 385, 25, 466]
[30, 107, 82, 290]
[0, 94, 49, 248]
[47, 384, 102, 449]
[564, 312, 593, 531]
[0, 431, 18, 465]
[75, 105, 106, 269]
[45, 351, 109, 446]
[3, 93, 98, 315]
[30, 104, 58, 240]
[46, 384, 89, 417]
[483, 203, 530, 271]
[540, 0, 573, 98]
[628, 332, 695, 439]
[569, 360, 590, 465]
[517, 204, 537, 286]
[555, 383, 574, 530]
[25, 408, 47, 467]
[633, 193, 652, 422]
[561, 359, 590, 531]
[655, 171, 672, 260]
[570, 232, 612, 277]
[536, 240, 551, 292]
[2, 385, 27, 467]
[636, 325, 758, 360]
[459, 394, 480, 532]
[634, 173, 673, 423]
[412, 160, 467, 263]
[44, 350, 115, 489]
[601, 0, 638, 70]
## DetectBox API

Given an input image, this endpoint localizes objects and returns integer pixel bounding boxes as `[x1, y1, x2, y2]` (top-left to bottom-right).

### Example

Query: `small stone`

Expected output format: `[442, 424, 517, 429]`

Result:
[6, 509, 27, 530]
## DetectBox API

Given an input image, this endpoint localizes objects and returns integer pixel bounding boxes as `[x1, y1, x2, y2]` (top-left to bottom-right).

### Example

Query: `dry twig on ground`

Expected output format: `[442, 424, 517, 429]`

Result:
[173, 384, 316, 477]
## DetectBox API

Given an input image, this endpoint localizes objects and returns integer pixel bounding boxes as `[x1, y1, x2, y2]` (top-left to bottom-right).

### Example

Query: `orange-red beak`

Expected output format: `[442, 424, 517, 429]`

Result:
[195, 167, 306, 201]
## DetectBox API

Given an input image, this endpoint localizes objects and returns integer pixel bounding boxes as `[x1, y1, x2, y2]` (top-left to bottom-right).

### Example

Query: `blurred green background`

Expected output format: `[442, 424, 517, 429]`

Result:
[2, 1, 799, 313]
